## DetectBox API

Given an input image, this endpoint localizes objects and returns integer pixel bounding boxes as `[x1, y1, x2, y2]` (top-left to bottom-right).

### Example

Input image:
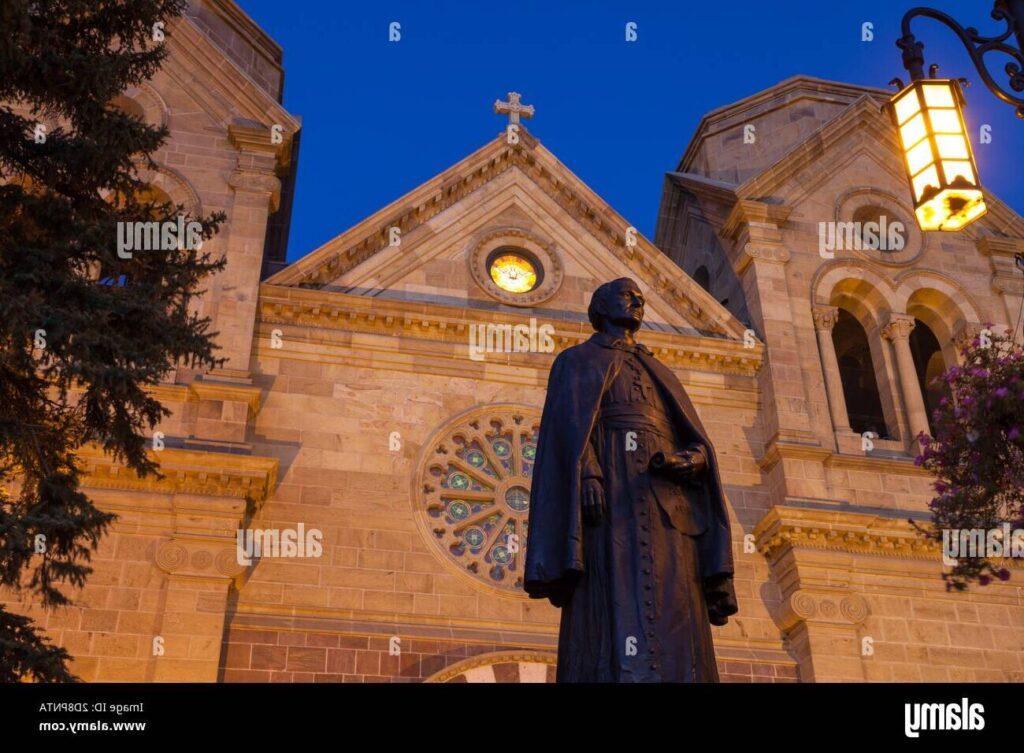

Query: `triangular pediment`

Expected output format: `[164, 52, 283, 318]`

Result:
[735, 94, 1024, 239]
[267, 131, 749, 339]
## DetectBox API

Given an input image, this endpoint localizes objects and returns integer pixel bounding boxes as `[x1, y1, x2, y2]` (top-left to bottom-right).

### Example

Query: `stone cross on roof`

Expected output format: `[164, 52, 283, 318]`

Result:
[493, 92, 535, 125]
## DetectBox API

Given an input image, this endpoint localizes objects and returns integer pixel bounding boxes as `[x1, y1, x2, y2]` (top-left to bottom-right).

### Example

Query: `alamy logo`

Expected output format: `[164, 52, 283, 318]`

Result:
[818, 217, 905, 258]
[117, 215, 203, 259]
[236, 523, 323, 566]
[942, 524, 1024, 565]
[468, 318, 555, 362]
[905, 698, 985, 738]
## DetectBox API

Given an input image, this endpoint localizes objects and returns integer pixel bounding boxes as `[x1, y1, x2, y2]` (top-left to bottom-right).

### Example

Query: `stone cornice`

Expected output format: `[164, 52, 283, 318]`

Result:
[77, 445, 279, 503]
[144, 379, 263, 417]
[189, 378, 264, 416]
[976, 235, 1024, 258]
[257, 284, 765, 377]
[266, 133, 750, 340]
[722, 199, 793, 240]
[164, 16, 299, 151]
[976, 236, 1024, 296]
[721, 200, 793, 275]
[757, 439, 933, 476]
[753, 504, 959, 564]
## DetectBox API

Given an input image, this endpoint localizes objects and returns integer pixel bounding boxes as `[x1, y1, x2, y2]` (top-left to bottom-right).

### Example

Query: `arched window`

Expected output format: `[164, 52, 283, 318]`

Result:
[833, 309, 889, 438]
[909, 319, 948, 434]
[693, 265, 711, 293]
[108, 94, 146, 122]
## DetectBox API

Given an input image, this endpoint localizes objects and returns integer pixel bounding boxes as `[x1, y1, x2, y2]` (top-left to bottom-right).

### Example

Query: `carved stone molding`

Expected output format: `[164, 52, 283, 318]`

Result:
[467, 226, 564, 307]
[881, 313, 915, 342]
[77, 445, 279, 503]
[155, 539, 244, 579]
[778, 589, 869, 632]
[257, 287, 765, 377]
[754, 505, 944, 563]
[424, 650, 557, 683]
[811, 304, 840, 332]
[228, 168, 282, 211]
[266, 135, 742, 340]
[744, 244, 792, 266]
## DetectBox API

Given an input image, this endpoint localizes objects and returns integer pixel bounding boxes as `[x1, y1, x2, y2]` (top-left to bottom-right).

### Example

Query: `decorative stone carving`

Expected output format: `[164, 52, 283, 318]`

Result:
[811, 304, 840, 332]
[468, 226, 563, 306]
[414, 405, 541, 594]
[881, 313, 916, 342]
[228, 168, 282, 211]
[779, 589, 869, 631]
[156, 540, 244, 578]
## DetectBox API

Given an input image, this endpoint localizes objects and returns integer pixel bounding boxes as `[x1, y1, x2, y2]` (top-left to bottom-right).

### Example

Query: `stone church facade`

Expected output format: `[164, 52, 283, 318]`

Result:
[7, 0, 1024, 682]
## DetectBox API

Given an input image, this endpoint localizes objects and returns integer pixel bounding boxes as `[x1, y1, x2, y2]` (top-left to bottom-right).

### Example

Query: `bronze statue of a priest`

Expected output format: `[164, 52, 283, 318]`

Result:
[525, 277, 738, 682]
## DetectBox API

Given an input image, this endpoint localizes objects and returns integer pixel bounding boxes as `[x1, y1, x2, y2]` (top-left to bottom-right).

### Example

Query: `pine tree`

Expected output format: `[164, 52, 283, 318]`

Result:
[0, 0, 226, 681]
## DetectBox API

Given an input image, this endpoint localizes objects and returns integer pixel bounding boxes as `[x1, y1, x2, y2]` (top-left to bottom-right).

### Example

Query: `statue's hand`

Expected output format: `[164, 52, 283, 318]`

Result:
[704, 574, 739, 626]
[649, 449, 706, 483]
[582, 477, 605, 527]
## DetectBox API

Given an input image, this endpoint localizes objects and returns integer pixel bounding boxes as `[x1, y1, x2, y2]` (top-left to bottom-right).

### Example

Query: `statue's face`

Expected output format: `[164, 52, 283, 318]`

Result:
[599, 280, 645, 331]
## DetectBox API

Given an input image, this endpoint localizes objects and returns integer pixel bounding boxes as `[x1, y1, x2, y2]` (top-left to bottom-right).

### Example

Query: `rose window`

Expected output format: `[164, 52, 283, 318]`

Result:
[417, 406, 540, 592]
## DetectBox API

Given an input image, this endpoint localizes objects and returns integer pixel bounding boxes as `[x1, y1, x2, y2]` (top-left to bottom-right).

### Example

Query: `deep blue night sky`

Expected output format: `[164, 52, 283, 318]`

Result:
[235, 0, 1024, 263]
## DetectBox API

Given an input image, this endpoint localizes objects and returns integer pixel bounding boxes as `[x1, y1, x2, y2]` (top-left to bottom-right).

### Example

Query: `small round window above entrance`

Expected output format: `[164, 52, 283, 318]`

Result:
[834, 189, 924, 266]
[488, 247, 541, 294]
[469, 228, 563, 306]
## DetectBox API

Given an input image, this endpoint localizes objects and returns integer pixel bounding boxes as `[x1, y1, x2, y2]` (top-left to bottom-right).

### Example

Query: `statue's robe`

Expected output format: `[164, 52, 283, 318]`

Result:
[525, 331, 736, 682]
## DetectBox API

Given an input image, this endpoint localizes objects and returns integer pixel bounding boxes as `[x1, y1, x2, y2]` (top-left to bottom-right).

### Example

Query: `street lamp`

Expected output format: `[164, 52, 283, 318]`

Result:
[888, 1, 1024, 231]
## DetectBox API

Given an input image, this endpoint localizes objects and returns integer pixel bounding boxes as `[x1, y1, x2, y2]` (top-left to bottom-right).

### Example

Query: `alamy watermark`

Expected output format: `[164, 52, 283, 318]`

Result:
[116, 215, 203, 259]
[818, 217, 905, 258]
[941, 524, 1024, 566]
[468, 318, 554, 362]
[236, 523, 323, 566]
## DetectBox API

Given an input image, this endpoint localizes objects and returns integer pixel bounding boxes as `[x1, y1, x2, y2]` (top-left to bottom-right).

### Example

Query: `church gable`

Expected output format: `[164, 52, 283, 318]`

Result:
[679, 76, 892, 184]
[735, 94, 1024, 242]
[267, 128, 750, 340]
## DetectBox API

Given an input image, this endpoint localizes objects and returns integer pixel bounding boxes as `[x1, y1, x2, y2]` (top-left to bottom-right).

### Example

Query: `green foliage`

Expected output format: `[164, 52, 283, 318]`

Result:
[0, 0, 227, 681]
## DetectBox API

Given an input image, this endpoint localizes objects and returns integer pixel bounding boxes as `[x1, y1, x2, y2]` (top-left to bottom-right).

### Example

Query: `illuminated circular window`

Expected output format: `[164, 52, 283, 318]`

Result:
[835, 189, 924, 266]
[488, 247, 542, 294]
[414, 405, 541, 594]
[469, 228, 563, 306]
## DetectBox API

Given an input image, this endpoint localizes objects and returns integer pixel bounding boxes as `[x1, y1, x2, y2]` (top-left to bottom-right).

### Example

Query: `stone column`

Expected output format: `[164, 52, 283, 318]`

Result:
[152, 494, 248, 682]
[210, 124, 284, 380]
[953, 321, 985, 364]
[722, 201, 818, 447]
[976, 236, 1023, 336]
[882, 314, 930, 445]
[812, 305, 851, 433]
[778, 589, 870, 682]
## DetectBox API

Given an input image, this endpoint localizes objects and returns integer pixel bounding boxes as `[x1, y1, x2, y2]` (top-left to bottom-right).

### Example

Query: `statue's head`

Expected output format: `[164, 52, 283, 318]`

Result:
[587, 277, 645, 333]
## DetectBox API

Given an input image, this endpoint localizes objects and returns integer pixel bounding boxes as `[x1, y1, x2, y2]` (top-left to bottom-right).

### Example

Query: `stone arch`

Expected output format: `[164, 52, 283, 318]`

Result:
[812, 262, 904, 439]
[895, 270, 984, 337]
[813, 260, 900, 330]
[832, 186, 928, 266]
[424, 651, 557, 683]
[133, 163, 203, 218]
[117, 83, 170, 129]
